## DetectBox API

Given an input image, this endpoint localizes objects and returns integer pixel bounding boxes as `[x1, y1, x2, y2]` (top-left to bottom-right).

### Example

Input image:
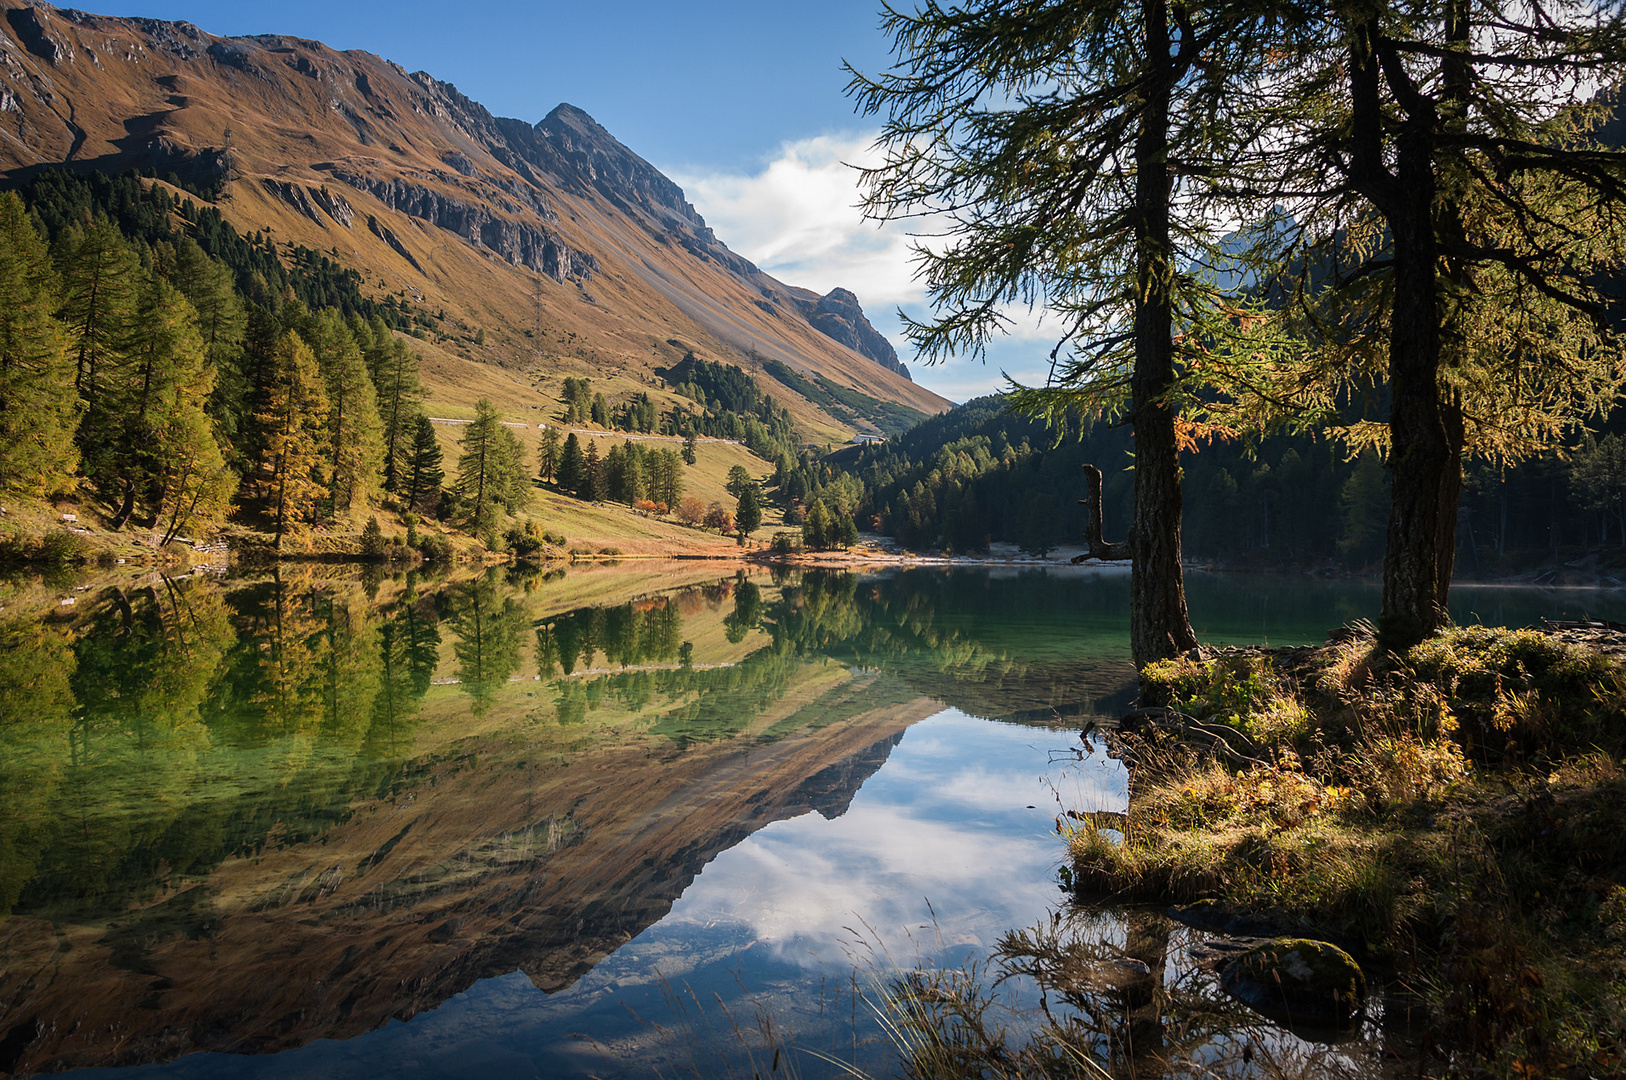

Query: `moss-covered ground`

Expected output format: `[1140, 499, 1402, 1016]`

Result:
[1067, 624, 1626, 1076]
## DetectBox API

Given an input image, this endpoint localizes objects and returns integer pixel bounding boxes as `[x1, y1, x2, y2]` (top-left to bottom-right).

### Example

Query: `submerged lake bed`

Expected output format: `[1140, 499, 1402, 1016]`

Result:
[0, 564, 1620, 1078]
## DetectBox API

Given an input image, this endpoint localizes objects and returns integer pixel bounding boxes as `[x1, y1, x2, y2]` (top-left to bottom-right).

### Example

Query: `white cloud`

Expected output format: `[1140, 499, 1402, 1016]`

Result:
[664, 137, 1062, 401]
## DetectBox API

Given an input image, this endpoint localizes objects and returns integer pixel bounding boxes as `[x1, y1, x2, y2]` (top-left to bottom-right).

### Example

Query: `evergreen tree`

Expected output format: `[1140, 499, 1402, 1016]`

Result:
[403, 413, 444, 515]
[736, 484, 763, 539]
[682, 429, 698, 465]
[582, 439, 603, 501]
[557, 432, 586, 495]
[590, 392, 608, 427]
[254, 332, 330, 550]
[0, 192, 78, 496]
[537, 425, 561, 482]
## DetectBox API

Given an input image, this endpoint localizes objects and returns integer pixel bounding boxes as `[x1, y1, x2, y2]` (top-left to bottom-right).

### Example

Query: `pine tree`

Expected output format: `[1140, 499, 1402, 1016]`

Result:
[255, 332, 330, 550]
[682, 429, 698, 465]
[403, 412, 444, 515]
[0, 191, 78, 496]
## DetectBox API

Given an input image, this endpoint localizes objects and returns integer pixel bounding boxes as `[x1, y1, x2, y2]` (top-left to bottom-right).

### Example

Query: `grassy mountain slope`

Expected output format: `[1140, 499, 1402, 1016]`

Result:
[0, 1, 947, 445]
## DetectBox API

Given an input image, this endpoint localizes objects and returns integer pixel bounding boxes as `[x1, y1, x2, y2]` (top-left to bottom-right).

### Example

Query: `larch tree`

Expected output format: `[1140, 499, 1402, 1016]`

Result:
[1229, 0, 1626, 644]
[456, 399, 506, 536]
[55, 217, 139, 473]
[848, 0, 1279, 665]
[537, 425, 562, 482]
[302, 309, 383, 521]
[0, 191, 78, 496]
[106, 276, 217, 528]
[255, 332, 330, 551]
[361, 317, 421, 492]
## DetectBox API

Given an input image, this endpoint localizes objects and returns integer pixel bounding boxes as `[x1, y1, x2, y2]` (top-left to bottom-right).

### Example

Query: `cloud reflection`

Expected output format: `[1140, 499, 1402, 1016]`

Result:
[655, 709, 1127, 967]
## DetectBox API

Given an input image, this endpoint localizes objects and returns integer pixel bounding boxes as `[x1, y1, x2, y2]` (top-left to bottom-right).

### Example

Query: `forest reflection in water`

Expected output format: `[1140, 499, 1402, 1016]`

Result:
[0, 563, 1617, 1077]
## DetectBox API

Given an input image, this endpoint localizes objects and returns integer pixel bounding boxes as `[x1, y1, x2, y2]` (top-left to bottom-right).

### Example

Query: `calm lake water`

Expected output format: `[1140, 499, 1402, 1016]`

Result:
[0, 563, 1620, 1078]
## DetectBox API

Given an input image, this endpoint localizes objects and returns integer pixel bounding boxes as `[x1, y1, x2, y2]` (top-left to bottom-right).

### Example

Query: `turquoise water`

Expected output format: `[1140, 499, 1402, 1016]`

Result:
[0, 564, 1618, 1077]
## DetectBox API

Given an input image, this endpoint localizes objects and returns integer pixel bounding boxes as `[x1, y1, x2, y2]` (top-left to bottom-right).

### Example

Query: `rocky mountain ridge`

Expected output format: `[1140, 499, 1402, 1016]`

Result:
[0, 1, 939, 429]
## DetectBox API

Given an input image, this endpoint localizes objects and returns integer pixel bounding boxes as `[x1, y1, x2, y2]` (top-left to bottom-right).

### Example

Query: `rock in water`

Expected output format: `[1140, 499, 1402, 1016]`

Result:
[1219, 938, 1366, 1028]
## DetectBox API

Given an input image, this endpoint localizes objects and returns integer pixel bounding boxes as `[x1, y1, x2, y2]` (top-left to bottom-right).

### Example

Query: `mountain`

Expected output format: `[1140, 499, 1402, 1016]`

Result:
[0, 1, 947, 438]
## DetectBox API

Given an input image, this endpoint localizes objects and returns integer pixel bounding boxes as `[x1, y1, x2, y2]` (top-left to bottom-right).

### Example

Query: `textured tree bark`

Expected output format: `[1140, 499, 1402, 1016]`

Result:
[1378, 93, 1453, 648]
[1126, 0, 1199, 667]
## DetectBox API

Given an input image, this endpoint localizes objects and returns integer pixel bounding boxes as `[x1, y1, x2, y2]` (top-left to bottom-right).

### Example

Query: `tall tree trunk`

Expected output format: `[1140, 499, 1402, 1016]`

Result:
[1380, 129, 1452, 647]
[1128, 0, 1198, 667]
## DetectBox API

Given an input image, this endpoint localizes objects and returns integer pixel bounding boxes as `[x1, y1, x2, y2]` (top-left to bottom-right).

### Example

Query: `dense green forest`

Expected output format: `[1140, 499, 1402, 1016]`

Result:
[791, 395, 1626, 572]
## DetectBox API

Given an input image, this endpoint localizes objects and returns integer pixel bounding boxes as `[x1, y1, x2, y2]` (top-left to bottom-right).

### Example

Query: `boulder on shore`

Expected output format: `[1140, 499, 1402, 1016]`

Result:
[1219, 937, 1366, 1028]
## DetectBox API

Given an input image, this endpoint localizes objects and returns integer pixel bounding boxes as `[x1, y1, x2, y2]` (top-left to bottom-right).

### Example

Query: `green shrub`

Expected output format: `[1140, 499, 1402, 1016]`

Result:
[416, 532, 454, 563]
[360, 517, 385, 559]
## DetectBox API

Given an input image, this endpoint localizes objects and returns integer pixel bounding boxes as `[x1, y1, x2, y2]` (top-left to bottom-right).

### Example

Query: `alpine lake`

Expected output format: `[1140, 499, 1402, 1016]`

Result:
[1, 561, 1622, 1079]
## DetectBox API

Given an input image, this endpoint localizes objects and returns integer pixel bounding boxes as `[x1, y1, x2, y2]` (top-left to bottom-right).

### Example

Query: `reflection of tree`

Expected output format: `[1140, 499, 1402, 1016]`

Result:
[446, 570, 528, 716]
[366, 593, 440, 758]
[0, 616, 78, 914]
[723, 574, 761, 644]
[317, 590, 382, 754]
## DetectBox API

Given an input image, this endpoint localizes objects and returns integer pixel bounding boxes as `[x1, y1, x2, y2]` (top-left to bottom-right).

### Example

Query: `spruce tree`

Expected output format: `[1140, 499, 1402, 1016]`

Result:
[557, 432, 586, 495]
[0, 191, 78, 496]
[403, 412, 444, 515]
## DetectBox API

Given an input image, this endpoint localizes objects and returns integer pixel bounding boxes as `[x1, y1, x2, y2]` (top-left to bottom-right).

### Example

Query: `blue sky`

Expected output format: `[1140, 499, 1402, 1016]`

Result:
[83, 0, 1055, 401]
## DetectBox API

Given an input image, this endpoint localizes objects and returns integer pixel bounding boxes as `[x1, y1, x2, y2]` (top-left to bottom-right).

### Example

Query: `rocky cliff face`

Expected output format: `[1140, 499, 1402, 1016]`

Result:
[805, 287, 912, 381]
[0, 1, 946, 421]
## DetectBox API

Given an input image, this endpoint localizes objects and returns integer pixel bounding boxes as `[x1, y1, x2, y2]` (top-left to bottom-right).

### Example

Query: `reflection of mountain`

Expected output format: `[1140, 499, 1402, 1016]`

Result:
[0, 570, 934, 1076]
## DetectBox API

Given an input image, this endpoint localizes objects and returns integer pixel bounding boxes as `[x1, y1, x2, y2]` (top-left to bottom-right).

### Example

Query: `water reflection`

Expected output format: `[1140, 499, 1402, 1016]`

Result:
[0, 564, 1614, 1077]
